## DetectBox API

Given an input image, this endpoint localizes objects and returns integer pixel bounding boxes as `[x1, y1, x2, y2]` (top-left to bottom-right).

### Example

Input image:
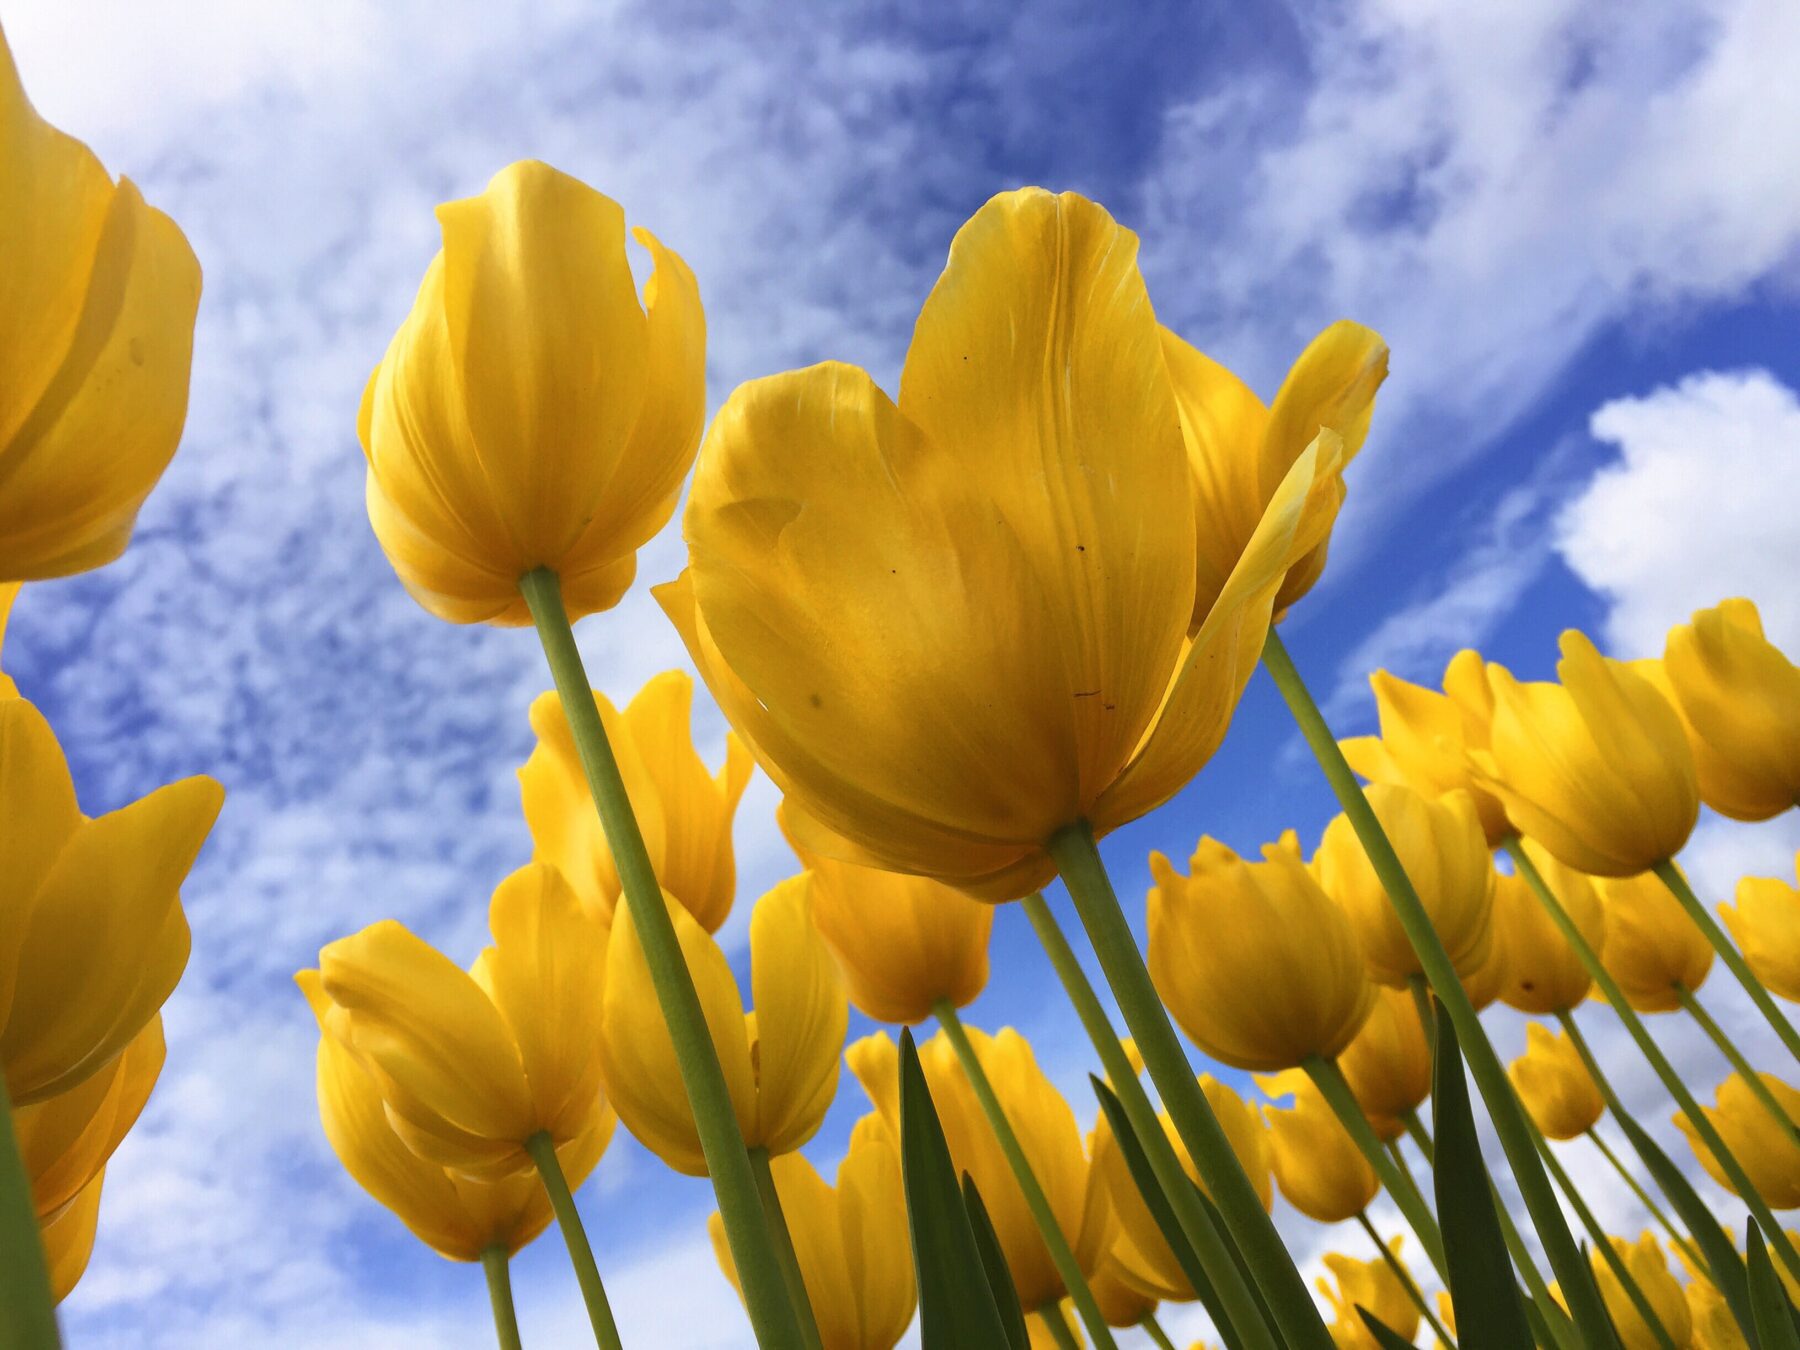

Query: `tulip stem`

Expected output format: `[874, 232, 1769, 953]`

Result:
[1047, 822, 1334, 1350]
[1508, 836, 1800, 1285]
[1037, 1301, 1082, 1350]
[1654, 860, 1800, 1063]
[1674, 983, 1800, 1143]
[0, 1072, 59, 1350]
[1356, 1211, 1456, 1348]
[1020, 893, 1282, 1350]
[1584, 1127, 1696, 1265]
[1141, 1314, 1179, 1350]
[1400, 1111, 1436, 1166]
[746, 1149, 824, 1350]
[520, 569, 804, 1350]
[525, 1132, 622, 1350]
[481, 1246, 523, 1350]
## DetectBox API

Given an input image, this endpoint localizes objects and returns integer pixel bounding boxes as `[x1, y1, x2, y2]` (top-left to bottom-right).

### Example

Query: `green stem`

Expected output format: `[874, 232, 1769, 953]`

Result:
[525, 1132, 622, 1350]
[933, 999, 1117, 1349]
[1047, 823, 1333, 1350]
[748, 1149, 824, 1350]
[1141, 1313, 1179, 1350]
[1675, 983, 1800, 1143]
[1654, 860, 1800, 1063]
[1585, 1128, 1696, 1266]
[1402, 1111, 1436, 1167]
[1356, 1209, 1456, 1348]
[1020, 892, 1280, 1350]
[520, 569, 803, 1350]
[1037, 1301, 1081, 1350]
[1408, 974, 1438, 1055]
[1509, 837, 1800, 1286]
[1, 1072, 59, 1350]
[481, 1246, 524, 1350]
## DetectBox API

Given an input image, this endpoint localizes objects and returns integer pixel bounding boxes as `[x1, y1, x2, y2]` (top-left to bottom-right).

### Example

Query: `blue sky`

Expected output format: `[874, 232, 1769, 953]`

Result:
[8, 0, 1800, 1344]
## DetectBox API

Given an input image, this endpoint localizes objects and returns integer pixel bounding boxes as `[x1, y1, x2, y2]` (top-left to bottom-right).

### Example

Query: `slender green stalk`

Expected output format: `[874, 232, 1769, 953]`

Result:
[1408, 974, 1437, 1055]
[481, 1246, 524, 1350]
[747, 1149, 824, 1350]
[1141, 1313, 1180, 1350]
[525, 1132, 623, 1350]
[1585, 1128, 1696, 1265]
[1509, 837, 1800, 1285]
[1020, 892, 1282, 1350]
[1037, 1301, 1082, 1350]
[0, 1073, 59, 1350]
[932, 1000, 1116, 1348]
[1401, 1111, 1436, 1166]
[520, 570, 804, 1349]
[1048, 823, 1334, 1350]
[1675, 984, 1800, 1142]
[1357, 1210, 1456, 1347]
[1654, 860, 1800, 1063]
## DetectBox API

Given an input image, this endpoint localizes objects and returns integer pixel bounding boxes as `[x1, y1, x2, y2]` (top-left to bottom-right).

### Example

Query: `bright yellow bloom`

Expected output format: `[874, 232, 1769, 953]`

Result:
[1493, 842, 1605, 1015]
[299, 969, 611, 1260]
[657, 188, 1348, 900]
[1582, 1234, 1692, 1350]
[1675, 1073, 1800, 1209]
[42, 1168, 103, 1303]
[1256, 1068, 1378, 1223]
[780, 800, 992, 1024]
[1687, 1275, 1750, 1350]
[709, 1112, 915, 1350]
[1314, 784, 1496, 986]
[1089, 1240, 1157, 1328]
[0, 583, 18, 695]
[1507, 1023, 1603, 1140]
[1148, 835, 1373, 1070]
[848, 1026, 1112, 1312]
[1, 696, 222, 1104]
[1594, 867, 1713, 1013]
[1337, 987, 1432, 1139]
[1162, 320, 1387, 622]
[1340, 652, 1511, 845]
[604, 874, 845, 1175]
[1722, 859, 1800, 1002]
[359, 159, 704, 626]
[306, 863, 611, 1179]
[1472, 632, 1699, 877]
[1459, 915, 1510, 1012]
[0, 28, 202, 580]
[520, 670, 752, 932]
[1661, 598, 1800, 821]
[1319, 1238, 1419, 1350]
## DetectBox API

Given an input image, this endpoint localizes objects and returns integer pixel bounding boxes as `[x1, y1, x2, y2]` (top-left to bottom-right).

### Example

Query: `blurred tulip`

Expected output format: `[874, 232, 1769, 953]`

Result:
[1318, 1238, 1419, 1350]
[1472, 632, 1698, 877]
[657, 188, 1346, 899]
[0, 696, 221, 1104]
[1723, 860, 1800, 1003]
[1686, 1274, 1750, 1350]
[1088, 1240, 1157, 1329]
[1256, 1068, 1379, 1223]
[1337, 987, 1432, 1139]
[1508, 1023, 1603, 1141]
[1675, 1073, 1800, 1209]
[1594, 868, 1713, 1013]
[360, 159, 704, 625]
[1148, 836, 1373, 1070]
[0, 27, 202, 580]
[521, 670, 752, 931]
[1581, 1233, 1691, 1350]
[1494, 842, 1605, 1015]
[41, 1168, 103, 1303]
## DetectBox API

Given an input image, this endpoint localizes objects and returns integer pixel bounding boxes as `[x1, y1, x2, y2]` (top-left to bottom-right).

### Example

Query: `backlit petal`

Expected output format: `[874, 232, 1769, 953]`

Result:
[748, 875, 846, 1155]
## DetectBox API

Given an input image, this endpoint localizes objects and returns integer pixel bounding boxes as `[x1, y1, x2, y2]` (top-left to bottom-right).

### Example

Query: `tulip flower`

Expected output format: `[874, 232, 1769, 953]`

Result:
[1508, 1023, 1604, 1141]
[1686, 1275, 1750, 1350]
[1, 696, 222, 1104]
[1660, 598, 1800, 821]
[1493, 843, 1605, 1015]
[1318, 1238, 1419, 1350]
[521, 670, 752, 932]
[360, 159, 704, 626]
[0, 28, 202, 580]
[0, 583, 18, 696]
[41, 1169, 103, 1303]
[1471, 632, 1698, 877]
[1314, 784, 1496, 986]
[1577, 1234, 1691, 1350]
[1088, 1241, 1156, 1329]
[1593, 868, 1713, 1013]
[1675, 1073, 1800, 1209]
[781, 800, 993, 1025]
[604, 874, 846, 1175]
[1336, 987, 1432, 1139]
[1148, 836, 1373, 1071]
[1458, 916, 1510, 1013]
[708, 1113, 916, 1350]
[1256, 1069, 1378, 1224]
[1340, 652, 1511, 845]
[1723, 860, 1800, 1003]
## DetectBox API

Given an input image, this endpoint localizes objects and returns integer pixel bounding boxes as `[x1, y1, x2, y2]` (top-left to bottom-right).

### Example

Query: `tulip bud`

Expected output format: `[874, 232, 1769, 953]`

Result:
[1493, 842, 1604, 1015]
[1507, 1023, 1603, 1140]
[1337, 987, 1432, 1138]
[1722, 859, 1800, 1003]
[1318, 1238, 1420, 1350]
[1581, 1234, 1691, 1350]
[1593, 867, 1713, 1013]
[1675, 1072, 1800, 1209]
[1256, 1069, 1379, 1223]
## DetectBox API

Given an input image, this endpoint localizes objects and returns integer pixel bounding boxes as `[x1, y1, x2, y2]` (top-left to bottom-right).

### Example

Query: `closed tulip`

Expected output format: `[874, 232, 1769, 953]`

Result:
[708, 1112, 915, 1350]
[1594, 868, 1713, 1013]
[1314, 784, 1496, 986]
[306, 863, 611, 1180]
[657, 188, 1348, 899]
[0, 28, 202, 580]
[1472, 632, 1699, 877]
[1459, 915, 1510, 1012]
[41, 1169, 103, 1303]
[1319, 1238, 1419, 1350]
[1148, 837, 1373, 1071]
[1583, 1234, 1691, 1350]
[1, 696, 222, 1104]
[520, 670, 753, 931]
[1494, 843, 1605, 1015]
[1722, 861, 1800, 1002]
[360, 159, 704, 625]
[1687, 1276, 1750, 1350]
[1675, 1073, 1800, 1209]
[1508, 1023, 1603, 1140]
[604, 874, 846, 1175]
[1256, 1068, 1379, 1223]
[1337, 987, 1432, 1139]
[1089, 1241, 1157, 1329]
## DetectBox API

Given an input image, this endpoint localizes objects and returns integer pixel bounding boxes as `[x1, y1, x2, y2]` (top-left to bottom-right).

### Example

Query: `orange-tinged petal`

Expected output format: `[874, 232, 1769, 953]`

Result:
[0, 698, 81, 1019]
[748, 875, 846, 1155]
[43, 1167, 103, 1304]
[16, 1015, 162, 1217]
[0, 581, 19, 694]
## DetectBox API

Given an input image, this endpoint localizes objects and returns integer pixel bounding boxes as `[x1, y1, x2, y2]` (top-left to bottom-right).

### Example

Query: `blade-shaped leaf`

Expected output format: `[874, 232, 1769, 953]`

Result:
[962, 1174, 1029, 1350]
[1748, 1221, 1800, 1350]
[1357, 1305, 1424, 1350]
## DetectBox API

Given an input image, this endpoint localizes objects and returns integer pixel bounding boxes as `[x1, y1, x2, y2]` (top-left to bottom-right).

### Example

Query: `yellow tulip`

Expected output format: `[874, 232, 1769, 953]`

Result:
[1507, 1023, 1603, 1140]
[1472, 632, 1699, 877]
[1675, 1073, 1800, 1209]
[0, 696, 222, 1104]
[1028, 1307, 1085, 1348]
[1687, 1274, 1750, 1350]
[1594, 868, 1713, 1013]
[1661, 598, 1800, 821]
[1583, 1234, 1692, 1350]
[657, 188, 1348, 900]
[0, 27, 202, 580]
[41, 1168, 104, 1303]
[1147, 836, 1373, 1071]
[0, 583, 18, 695]
[1458, 914, 1510, 1013]
[1337, 987, 1431, 1139]
[1319, 1238, 1419, 1350]
[603, 874, 845, 1175]
[1340, 652, 1511, 845]
[520, 669, 753, 932]
[709, 1112, 916, 1350]
[1493, 842, 1605, 1015]
[1089, 1240, 1157, 1328]
[1255, 1068, 1379, 1224]
[1314, 784, 1496, 986]
[1722, 860, 1800, 1003]
[306, 863, 611, 1179]
[1162, 320, 1387, 622]
[359, 159, 704, 626]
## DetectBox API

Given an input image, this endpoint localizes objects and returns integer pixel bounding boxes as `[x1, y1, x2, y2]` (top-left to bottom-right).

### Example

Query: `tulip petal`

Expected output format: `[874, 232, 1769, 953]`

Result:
[837, 1116, 916, 1348]
[747, 875, 845, 1155]
[42, 1168, 104, 1304]
[0, 699, 80, 1019]
[1262, 321, 1388, 494]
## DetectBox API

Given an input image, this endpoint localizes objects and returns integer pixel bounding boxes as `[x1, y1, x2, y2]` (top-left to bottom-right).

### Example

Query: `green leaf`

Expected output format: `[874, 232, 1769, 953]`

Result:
[1356, 1306, 1423, 1350]
[962, 1174, 1029, 1350]
[898, 1028, 1012, 1349]
[1748, 1221, 1800, 1350]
